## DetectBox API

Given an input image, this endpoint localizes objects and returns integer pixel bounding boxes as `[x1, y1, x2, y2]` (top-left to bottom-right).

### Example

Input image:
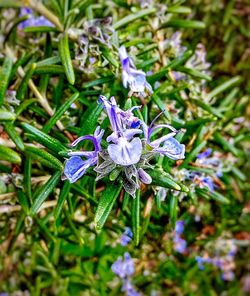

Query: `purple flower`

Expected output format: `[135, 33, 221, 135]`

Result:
[19, 7, 54, 29]
[121, 227, 133, 246]
[142, 116, 185, 160]
[175, 220, 185, 235]
[201, 176, 215, 192]
[174, 236, 187, 254]
[195, 256, 205, 270]
[222, 271, 235, 281]
[98, 96, 143, 166]
[111, 252, 135, 279]
[197, 148, 212, 159]
[122, 279, 140, 296]
[64, 127, 104, 183]
[119, 46, 153, 97]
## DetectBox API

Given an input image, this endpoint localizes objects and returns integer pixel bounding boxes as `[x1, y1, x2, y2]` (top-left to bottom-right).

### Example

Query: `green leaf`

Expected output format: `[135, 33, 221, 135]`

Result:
[175, 66, 212, 81]
[214, 132, 239, 156]
[0, 145, 21, 164]
[113, 8, 156, 29]
[4, 123, 25, 151]
[23, 26, 59, 33]
[0, 56, 13, 106]
[101, 47, 119, 68]
[43, 92, 79, 133]
[167, 6, 192, 14]
[169, 194, 178, 227]
[132, 190, 140, 246]
[82, 75, 114, 88]
[160, 19, 206, 30]
[59, 32, 75, 85]
[24, 145, 64, 170]
[0, 109, 16, 121]
[34, 65, 65, 75]
[16, 63, 36, 100]
[80, 103, 103, 135]
[151, 93, 171, 121]
[94, 183, 122, 230]
[36, 56, 61, 67]
[21, 123, 66, 153]
[17, 190, 29, 213]
[54, 181, 71, 220]
[207, 76, 242, 100]
[150, 170, 182, 191]
[31, 171, 61, 215]
[190, 99, 223, 118]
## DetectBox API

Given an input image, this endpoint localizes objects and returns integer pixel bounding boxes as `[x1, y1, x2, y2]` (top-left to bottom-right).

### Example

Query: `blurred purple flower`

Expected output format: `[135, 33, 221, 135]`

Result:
[197, 148, 212, 159]
[64, 126, 104, 183]
[173, 220, 187, 254]
[175, 220, 185, 235]
[121, 227, 133, 246]
[122, 279, 141, 296]
[111, 252, 135, 279]
[19, 7, 54, 29]
[119, 46, 153, 97]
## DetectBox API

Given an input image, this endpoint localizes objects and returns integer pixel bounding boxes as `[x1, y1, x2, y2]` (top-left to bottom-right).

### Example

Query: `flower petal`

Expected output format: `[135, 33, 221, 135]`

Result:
[138, 168, 152, 184]
[64, 156, 91, 183]
[154, 137, 185, 160]
[108, 137, 142, 166]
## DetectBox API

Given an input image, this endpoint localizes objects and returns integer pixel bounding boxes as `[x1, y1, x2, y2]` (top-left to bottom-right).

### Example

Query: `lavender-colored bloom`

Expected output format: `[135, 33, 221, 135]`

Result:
[19, 7, 54, 29]
[174, 236, 187, 254]
[122, 279, 140, 296]
[201, 176, 215, 192]
[111, 252, 135, 279]
[119, 46, 153, 97]
[137, 168, 152, 184]
[175, 220, 185, 235]
[142, 116, 185, 161]
[222, 271, 235, 281]
[64, 127, 104, 183]
[98, 96, 143, 166]
[195, 256, 205, 270]
[197, 148, 212, 159]
[121, 227, 133, 246]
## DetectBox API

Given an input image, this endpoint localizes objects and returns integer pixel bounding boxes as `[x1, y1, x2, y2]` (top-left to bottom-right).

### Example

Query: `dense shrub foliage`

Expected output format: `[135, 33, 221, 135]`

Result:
[0, 0, 249, 295]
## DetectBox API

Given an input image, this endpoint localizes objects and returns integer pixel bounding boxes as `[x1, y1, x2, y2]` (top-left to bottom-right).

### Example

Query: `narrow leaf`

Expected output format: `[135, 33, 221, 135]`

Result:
[59, 32, 75, 84]
[21, 123, 66, 153]
[31, 171, 61, 214]
[132, 190, 140, 246]
[94, 183, 122, 230]
[0, 56, 12, 106]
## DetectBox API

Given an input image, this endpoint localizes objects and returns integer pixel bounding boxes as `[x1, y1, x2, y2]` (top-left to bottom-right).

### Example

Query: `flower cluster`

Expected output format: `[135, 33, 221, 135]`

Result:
[173, 220, 187, 254]
[18, 8, 54, 29]
[111, 253, 140, 296]
[119, 46, 153, 98]
[196, 239, 237, 281]
[69, 17, 114, 72]
[63, 95, 185, 197]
